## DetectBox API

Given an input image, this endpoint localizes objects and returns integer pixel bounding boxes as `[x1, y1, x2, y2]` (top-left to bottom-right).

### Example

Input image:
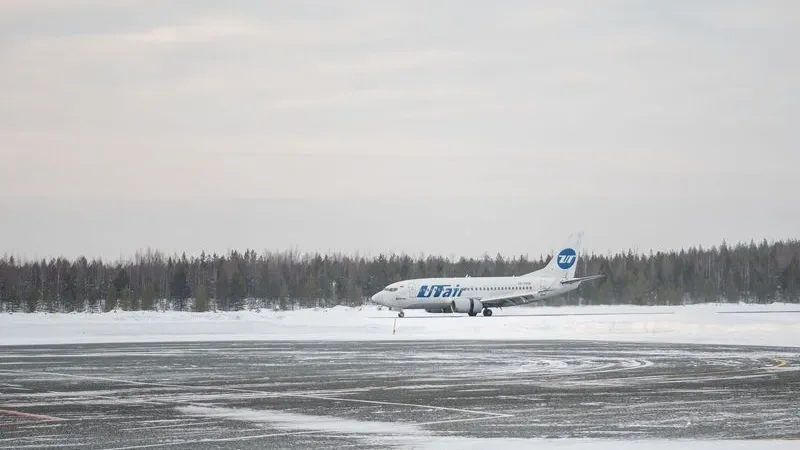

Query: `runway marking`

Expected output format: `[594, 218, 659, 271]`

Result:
[0, 408, 62, 422]
[776, 359, 788, 368]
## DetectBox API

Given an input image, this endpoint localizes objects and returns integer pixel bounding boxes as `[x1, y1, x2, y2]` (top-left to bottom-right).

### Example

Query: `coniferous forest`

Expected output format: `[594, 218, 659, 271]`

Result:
[1, 238, 799, 313]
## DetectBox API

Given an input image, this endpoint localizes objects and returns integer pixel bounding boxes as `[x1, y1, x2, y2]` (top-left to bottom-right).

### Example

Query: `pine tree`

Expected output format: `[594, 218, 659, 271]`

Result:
[170, 266, 190, 311]
[216, 268, 229, 311]
[195, 281, 209, 312]
[120, 287, 134, 311]
[141, 284, 155, 311]
[278, 279, 289, 310]
[105, 284, 118, 312]
[230, 270, 246, 310]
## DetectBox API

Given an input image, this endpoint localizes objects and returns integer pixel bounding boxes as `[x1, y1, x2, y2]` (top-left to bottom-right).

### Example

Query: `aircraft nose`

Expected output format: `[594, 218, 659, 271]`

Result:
[370, 292, 383, 305]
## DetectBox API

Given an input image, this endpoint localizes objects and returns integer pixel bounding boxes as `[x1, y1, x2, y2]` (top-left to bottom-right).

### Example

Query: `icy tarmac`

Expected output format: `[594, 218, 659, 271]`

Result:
[1, 340, 799, 449]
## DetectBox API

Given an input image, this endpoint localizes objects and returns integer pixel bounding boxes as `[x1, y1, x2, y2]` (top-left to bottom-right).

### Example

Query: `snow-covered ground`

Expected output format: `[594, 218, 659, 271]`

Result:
[1, 302, 798, 347]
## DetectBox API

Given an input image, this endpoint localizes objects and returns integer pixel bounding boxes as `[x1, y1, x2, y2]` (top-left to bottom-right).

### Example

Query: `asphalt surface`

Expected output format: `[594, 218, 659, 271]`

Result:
[1, 340, 799, 448]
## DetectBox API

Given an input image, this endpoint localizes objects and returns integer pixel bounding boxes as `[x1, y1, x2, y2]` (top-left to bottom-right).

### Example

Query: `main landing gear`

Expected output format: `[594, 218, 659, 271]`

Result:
[482, 308, 493, 317]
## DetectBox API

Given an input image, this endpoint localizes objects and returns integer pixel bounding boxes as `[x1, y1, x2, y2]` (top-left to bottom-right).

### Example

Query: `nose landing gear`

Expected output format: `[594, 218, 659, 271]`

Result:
[397, 311, 405, 318]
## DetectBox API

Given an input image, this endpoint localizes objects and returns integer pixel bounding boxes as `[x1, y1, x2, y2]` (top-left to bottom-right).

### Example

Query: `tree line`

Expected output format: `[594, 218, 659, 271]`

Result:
[1, 238, 798, 313]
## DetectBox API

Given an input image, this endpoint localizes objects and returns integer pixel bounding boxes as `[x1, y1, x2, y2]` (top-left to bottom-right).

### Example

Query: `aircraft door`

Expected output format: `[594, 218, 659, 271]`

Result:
[408, 283, 416, 298]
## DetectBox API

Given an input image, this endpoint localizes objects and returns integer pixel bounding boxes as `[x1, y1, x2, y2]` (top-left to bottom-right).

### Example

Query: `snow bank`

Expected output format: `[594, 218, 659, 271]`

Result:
[1, 303, 799, 347]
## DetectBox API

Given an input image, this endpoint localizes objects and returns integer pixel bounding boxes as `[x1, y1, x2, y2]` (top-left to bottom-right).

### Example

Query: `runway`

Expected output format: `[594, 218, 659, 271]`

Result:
[1, 340, 799, 448]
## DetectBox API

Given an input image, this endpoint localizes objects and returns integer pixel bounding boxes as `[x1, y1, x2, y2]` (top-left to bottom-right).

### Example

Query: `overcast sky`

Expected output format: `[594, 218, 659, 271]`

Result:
[1, 1, 798, 261]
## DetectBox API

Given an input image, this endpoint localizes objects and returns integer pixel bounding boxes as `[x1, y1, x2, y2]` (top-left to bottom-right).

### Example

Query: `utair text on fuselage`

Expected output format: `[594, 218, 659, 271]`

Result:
[369, 232, 604, 317]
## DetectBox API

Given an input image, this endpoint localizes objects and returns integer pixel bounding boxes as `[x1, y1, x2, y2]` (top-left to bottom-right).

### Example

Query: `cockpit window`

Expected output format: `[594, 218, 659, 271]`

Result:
[385, 287, 398, 292]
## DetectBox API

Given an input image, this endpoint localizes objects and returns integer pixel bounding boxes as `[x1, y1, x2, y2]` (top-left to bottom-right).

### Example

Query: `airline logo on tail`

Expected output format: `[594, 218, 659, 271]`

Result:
[556, 248, 577, 270]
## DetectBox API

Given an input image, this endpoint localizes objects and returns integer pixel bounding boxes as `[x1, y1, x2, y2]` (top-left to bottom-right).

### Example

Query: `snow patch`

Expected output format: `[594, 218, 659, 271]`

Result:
[1, 303, 798, 347]
[177, 405, 423, 435]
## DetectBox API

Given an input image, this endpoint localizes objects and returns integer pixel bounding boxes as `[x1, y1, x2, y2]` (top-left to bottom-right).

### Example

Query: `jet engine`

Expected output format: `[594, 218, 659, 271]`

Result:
[450, 298, 483, 315]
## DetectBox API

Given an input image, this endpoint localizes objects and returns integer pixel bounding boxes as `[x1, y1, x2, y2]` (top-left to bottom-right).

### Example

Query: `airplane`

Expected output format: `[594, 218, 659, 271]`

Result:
[369, 232, 604, 317]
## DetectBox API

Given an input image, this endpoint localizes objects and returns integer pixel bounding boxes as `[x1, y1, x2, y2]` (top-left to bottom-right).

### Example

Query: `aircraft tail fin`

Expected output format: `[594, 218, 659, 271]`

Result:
[525, 232, 584, 279]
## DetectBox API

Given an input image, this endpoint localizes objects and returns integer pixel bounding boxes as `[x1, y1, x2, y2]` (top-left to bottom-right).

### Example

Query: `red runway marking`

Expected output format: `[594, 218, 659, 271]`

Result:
[0, 408, 62, 422]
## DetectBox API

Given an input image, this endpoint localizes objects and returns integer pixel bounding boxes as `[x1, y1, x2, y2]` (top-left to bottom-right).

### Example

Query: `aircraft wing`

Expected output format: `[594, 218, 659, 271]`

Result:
[559, 274, 605, 285]
[479, 289, 554, 308]
[478, 274, 605, 308]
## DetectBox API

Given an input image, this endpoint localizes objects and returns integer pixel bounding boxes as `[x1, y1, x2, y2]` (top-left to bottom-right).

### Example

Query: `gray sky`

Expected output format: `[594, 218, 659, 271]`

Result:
[1, 1, 798, 261]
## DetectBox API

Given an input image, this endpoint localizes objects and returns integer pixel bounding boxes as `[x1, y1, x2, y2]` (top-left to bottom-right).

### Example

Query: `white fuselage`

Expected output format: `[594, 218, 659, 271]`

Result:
[370, 275, 577, 311]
